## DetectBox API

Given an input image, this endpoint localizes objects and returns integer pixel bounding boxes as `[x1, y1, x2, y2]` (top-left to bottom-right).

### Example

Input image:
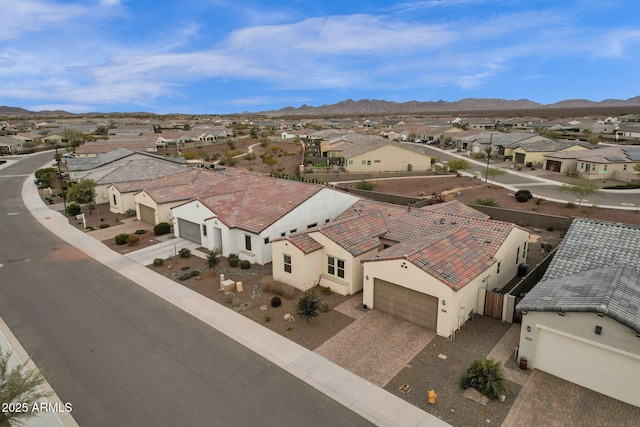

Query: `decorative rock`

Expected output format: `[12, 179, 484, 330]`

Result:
[260, 305, 268, 311]
[463, 387, 489, 406]
[221, 279, 235, 292]
[283, 313, 295, 321]
[499, 394, 506, 402]
[236, 281, 243, 293]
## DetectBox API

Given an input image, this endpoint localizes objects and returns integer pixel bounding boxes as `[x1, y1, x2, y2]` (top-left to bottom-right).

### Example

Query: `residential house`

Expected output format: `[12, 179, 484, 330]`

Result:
[74, 135, 159, 156]
[170, 171, 360, 265]
[0, 136, 24, 154]
[510, 139, 591, 166]
[66, 147, 186, 180]
[272, 199, 530, 337]
[516, 219, 640, 407]
[544, 145, 640, 182]
[320, 134, 388, 162]
[342, 142, 432, 173]
[73, 158, 188, 205]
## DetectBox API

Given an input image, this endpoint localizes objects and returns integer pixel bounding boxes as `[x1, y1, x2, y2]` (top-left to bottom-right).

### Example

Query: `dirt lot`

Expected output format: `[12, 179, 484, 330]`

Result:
[339, 175, 640, 226]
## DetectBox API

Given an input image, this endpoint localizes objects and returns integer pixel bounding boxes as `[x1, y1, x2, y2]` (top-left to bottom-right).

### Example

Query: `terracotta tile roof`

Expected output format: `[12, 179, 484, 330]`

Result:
[286, 233, 324, 254]
[364, 228, 495, 290]
[337, 199, 513, 257]
[420, 200, 490, 219]
[316, 212, 387, 256]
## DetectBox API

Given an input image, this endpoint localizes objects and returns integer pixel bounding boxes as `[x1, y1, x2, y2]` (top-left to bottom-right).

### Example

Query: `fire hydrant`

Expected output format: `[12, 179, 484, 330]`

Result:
[428, 389, 437, 404]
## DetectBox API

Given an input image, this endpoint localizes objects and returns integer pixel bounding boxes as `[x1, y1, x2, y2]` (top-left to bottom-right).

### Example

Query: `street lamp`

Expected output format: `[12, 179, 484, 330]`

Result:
[485, 133, 493, 183]
[55, 147, 67, 214]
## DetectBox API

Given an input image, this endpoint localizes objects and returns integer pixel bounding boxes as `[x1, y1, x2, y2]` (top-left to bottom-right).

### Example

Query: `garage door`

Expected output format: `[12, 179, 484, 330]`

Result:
[535, 329, 640, 407]
[515, 153, 526, 164]
[373, 279, 438, 330]
[139, 204, 156, 225]
[178, 218, 201, 244]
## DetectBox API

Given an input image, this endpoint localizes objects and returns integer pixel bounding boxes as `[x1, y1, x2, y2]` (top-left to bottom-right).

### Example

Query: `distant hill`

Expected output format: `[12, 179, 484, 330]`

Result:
[2, 96, 640, 117]
[267, 96, 640, 116]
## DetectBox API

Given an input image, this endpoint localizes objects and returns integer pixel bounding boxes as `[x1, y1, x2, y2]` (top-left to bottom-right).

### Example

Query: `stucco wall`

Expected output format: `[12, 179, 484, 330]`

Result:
[345, 145, 432, 173]
[272, 241, 322, 292]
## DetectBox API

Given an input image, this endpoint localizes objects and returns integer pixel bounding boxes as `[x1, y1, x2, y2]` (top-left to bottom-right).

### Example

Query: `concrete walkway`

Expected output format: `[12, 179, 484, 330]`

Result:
[0, 317, 78, 427]
[21, 167, 449, 426]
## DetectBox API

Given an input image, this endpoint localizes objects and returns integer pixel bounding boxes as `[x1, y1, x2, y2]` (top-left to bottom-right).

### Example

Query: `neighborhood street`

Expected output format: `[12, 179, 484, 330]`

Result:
[0, 152, 373, 426]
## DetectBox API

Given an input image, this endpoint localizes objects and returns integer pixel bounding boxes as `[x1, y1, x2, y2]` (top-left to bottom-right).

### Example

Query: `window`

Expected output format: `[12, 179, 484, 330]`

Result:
[113, 194, 117, 205]
[374, 160, 381, 163]
[280, 232, 286, 237]
[327, 256, 345, 279]
[361, 160, 366, 165]
[283, 254, 292, 273]
[348, 160, 353, 165]
[245, 235, 252, 251]
[522, 242, 527, 259]
[202, 224, 207, 236]
[264, 237, 270, 245]
[307, 223, 317, 229]
[367, 160, 371, 166]
[290, 228, 297, 233]
[623, 164, 628, 171]
[497, 261, 501, 274]
[516, 247, 520, 264]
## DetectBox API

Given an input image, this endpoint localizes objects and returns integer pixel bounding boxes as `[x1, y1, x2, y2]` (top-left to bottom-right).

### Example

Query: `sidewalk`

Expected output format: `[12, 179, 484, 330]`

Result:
[0, 317, 78, 427]
[21, 166, 449, 426]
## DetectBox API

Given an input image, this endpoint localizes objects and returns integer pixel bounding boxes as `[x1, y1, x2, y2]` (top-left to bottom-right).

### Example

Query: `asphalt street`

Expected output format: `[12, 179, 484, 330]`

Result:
[0, 152, 373, 426]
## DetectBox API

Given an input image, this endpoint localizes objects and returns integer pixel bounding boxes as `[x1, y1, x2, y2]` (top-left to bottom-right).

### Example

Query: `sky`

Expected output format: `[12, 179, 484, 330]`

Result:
[1, 0, 639, 115]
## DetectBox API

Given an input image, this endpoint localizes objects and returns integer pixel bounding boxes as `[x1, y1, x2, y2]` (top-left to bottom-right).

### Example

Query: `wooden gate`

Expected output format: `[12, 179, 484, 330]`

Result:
[484, 291, 504, 320]
[512, 297, 523, 324]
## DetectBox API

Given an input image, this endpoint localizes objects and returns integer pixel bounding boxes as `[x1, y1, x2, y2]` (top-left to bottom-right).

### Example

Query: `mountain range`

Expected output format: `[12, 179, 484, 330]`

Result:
[2, 96, 640, 117]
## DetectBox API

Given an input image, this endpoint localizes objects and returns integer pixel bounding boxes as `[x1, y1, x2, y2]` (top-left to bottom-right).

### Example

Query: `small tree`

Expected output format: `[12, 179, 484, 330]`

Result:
[297, 291, 320, 322]
[207, 248, 222, 269]
[354, 180, 375, 191]
[0, 346, 51, 426]
[263, 154, 277, 172]
[447, 159, 471, 176]
[560, 179, 600, 207]
[483, 166, 506, 183]
[460, 358, 508, 399]
[66, 178, 97, 215]
[34, 168, 57, 187]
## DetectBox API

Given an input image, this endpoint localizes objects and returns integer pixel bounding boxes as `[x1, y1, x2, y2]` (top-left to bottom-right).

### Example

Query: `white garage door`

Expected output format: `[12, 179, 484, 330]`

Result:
[139, 204, 156, 225]
[178, 218, 201, 244]
[535, 329, 640, 407]
[373, 279, 438, 330]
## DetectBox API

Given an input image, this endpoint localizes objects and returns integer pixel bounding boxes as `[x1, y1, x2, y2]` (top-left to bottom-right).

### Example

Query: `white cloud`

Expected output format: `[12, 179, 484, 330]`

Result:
[0, 0, 85, 41]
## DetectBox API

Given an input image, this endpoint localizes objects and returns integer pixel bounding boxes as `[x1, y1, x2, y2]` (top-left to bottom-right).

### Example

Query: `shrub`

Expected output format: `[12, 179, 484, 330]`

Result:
[515, 189, 533, 200]
[99, 224, 110, 229]
[124, 208, 136, 217]
[240, 260, 250, 269]
[134, 229, 146, 235]
[319, 301, 330, 313]
[534, 198, 543, 205]
[228, 257, 239, 268]
[66, 203, 81, 216]
[154, 222, 171, 236]
[224, 293, 234, 304]
[474, 197, 499, 207]
[526, 161, 533, 168]
[153, 258, 164, 267]
[262, 277, 297, 299]
[271, 296, 282, 308]
[460, 358, 508, 400]
[127, 235, 140, 246]
[264, 314, 271, 322]
[297, 291, 320, 322]
[517, 220, 529, 227]
[177, 269, 199, 281]
[547, 226, 554, 232]
[354, 180, 375, 191]
[228, 253, 238, 260]
[207, 248, 221, 269]
[179, 248, 191, 258]
[321, 286, 332, 295]
[565, 201, 576, 209]
[515, 193, 530, 203]
[114, 233, 129, 245]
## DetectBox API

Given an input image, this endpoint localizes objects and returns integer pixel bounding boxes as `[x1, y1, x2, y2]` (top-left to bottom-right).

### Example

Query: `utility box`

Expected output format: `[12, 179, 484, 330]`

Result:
[518, 263, 529, 277]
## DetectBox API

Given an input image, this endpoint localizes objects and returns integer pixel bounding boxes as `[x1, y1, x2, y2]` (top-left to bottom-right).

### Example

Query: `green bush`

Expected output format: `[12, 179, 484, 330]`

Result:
[228, 257, 239, 268]
[66, 203, 82, 216]
[264, 314, 271, 322]
[99, 224, 110, 229]
[127, 235, 140, 246]
[460, 358, 508, 399]
[297, 291, 320, 322]
[321, 286, 332, 295]
[319, 301, 330, 313]
[515, 193, 530, 203]
[177, 269, 199, 281]
[154, 222, 171, 236]
[354, 180, 375, 191]
[240, 260, 250, 269]
[124, 208, 136, 217]
[134, 229, 146, 235]
[271, 296, 282, 307]
[114, 233, 129, 245]
[179, 248, 191, 258]
[515, 189, 533, 200]
[474, 197, 499, 207]
[207, 248, 221, 269]
[526, 161, 533, 168]
[153, 258, 164, 266]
